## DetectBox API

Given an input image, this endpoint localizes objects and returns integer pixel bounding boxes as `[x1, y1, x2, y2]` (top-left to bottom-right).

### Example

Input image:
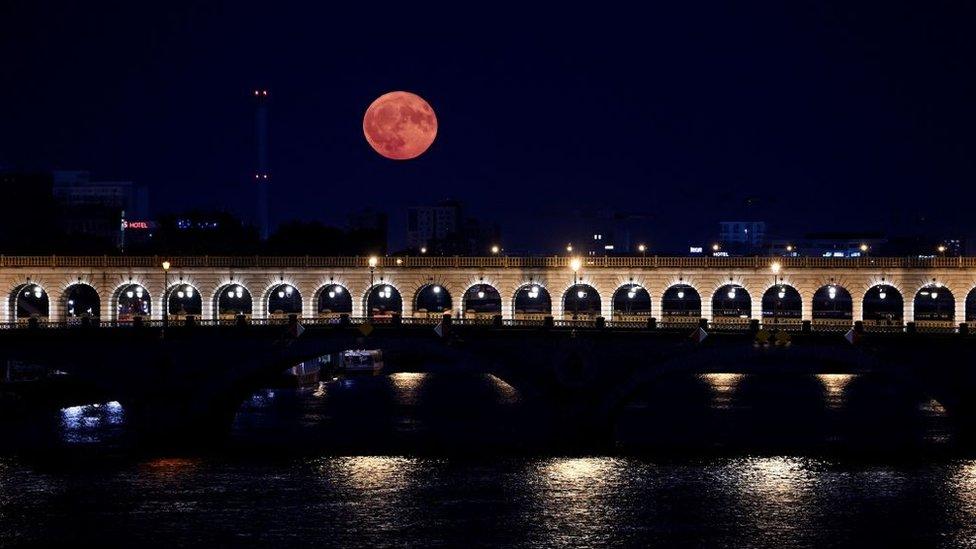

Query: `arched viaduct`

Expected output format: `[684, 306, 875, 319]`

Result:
[2, 255, 975, 331]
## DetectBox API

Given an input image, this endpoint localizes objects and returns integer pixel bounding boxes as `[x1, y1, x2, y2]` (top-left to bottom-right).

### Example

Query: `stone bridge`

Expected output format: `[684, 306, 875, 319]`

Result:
[2, 255, 976, 331]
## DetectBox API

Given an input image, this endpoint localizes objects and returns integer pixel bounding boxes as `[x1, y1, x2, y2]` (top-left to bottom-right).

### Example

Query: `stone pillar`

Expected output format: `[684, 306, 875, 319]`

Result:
[956, 295, 967, 325]
[700, 294, 713, 323]
[352, 286, 366, 318]
[252, 290, 267, 320]
[47, 295, 60, 323]
[903, 291, 915, 323]
[551, 288, 564, 320]
[601, 290, 613, 320]
[401, 291, 414, 318]
[800, 292, 813, 322]
[302, 289, 315, 320]
[750, 295, 762, 321]
[851, 290, 864, 322]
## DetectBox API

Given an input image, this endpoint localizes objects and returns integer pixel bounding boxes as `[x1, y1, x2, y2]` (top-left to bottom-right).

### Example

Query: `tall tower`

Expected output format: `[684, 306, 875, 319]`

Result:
[253, 89, 270, 240]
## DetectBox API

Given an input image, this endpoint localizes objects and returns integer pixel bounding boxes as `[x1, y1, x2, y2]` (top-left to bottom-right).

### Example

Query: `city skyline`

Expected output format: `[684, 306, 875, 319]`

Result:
[3, 3, 975, 252]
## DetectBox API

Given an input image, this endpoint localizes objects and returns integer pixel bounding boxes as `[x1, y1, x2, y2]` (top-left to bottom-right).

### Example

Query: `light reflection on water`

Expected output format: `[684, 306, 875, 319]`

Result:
[390, 372, 427, 405]
[817, 373, 854, 409]
[700, 373, 744, 409]
[59, 401, 124, 444]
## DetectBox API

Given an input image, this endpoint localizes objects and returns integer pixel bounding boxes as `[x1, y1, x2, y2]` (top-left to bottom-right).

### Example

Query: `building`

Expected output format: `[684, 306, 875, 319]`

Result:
[52, 170, 149, 250]
[561, 209, 654, 256]
[718, 221, 766, 247]
[407, 199, 461, 251]
[770, 232, 887, 257]
[405, 200, 500, 255]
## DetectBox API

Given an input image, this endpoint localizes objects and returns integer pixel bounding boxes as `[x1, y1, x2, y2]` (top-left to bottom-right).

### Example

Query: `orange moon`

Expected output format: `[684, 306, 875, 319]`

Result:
[363, 91, 437, 160]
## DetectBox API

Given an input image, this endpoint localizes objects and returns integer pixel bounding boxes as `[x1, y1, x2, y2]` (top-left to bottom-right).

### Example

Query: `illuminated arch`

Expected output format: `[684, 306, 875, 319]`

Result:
[612, 283, 651, 319]
[711, 284, 751, 320]
[414, 283, 453, 317]
[862, 284, 903, 325]
[461, 282, 502, 318]
[913, 284, 955, 324]
[165, 282, 203, 317]
[513, 283, 551, 319]
[316, 283, 353, 317]
[267, 283, 303, 317]
[812, 284, 853, 323]
[113, 283, 151, 322]
[660, 283, 701, 321]
[365, 283, 403, 318]
[760, 283, 801, 322]
[562, 284, 601, 320]
[62, 282, 100, 320]
[214, 283, 253, 319]
[9, 283, 50, 321]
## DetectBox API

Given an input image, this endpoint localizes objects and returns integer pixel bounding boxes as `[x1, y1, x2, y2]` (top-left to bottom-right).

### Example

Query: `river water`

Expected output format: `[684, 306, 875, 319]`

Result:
[2, 372, 976, 547]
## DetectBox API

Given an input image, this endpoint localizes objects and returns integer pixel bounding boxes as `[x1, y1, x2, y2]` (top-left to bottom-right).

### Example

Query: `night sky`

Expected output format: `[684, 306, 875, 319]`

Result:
[2, 2, 974, 252]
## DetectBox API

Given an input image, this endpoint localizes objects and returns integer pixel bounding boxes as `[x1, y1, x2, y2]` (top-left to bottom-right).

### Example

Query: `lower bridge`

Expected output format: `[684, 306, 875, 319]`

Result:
[3, 318, 976, 447]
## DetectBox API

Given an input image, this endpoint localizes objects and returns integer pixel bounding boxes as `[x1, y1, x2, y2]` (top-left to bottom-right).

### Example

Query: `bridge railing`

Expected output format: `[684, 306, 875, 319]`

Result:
[1, 255, 976, 269]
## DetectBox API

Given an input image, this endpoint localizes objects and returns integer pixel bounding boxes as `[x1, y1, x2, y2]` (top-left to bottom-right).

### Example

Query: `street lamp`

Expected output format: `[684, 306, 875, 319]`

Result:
[860, 243, 869, 255]
[490, 245, 500, 255]
[420, 246, 427, 255]
[368, 256, 378, 319]
[566, 244, 573, 254]
[770, 261, 782, 328]
[161, 261, 171, 338]
[570, 257, 582, 320]
[637, 243, 646, 257]
[937, 245, 947, 255]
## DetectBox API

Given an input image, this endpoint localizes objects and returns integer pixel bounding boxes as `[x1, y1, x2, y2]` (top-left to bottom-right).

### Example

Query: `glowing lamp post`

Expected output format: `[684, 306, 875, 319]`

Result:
[161, 261, 171, 338]
[770, 261, 782, 328]
[490, 245, 500, 255]
[638, 243, 646, 258]
[368, 256, 378, 319]
[570, 257, 582, 320]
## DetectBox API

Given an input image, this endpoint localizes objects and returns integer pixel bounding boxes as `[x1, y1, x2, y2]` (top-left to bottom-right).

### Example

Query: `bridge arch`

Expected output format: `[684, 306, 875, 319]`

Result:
[316, 283, 352, 318]
[660, 283, 701, 324]
[62, 282, 100, 320]
[711, 284, 751, 323]
[214, 283, 253, 319]
[913, 283, 954, 325]
[9, 283, 50, 322]
[968, 287, 976, 323]
[266, 283, 303, 318]
[812, 284, 853, 326]
[166, 282, 203, 318]
[114, 283, 151, 321]
[862, 284, 903, 327]
[513, 283, 551, 320]
[761, 284, 801, 325]
[612, 284, 651, 320]
[562, 284, 601, 320]
[414, 283, 453, 318]
[462, 282, 502, 319]
[365, 283, 403, 318]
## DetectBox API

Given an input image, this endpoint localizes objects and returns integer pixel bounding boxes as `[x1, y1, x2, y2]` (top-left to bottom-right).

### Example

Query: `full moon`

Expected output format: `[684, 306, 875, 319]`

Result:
[363, 91, 437, 160]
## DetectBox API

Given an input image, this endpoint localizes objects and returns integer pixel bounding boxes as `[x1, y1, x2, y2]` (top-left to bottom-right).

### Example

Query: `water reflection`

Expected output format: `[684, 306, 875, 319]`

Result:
[390, 372, 428, 405]
[817, 373, 854, 409]
[487, 374, 520, 405]
[700, 373, 744, 409]
[59, 401, 124, 444]
[328, 456, 419, 491]
[532, 457, 627, 546]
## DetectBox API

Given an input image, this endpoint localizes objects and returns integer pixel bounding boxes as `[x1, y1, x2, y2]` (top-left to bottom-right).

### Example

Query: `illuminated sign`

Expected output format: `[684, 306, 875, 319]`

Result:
[689, 246, 703, 253]
[122, 221, 151, 230]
